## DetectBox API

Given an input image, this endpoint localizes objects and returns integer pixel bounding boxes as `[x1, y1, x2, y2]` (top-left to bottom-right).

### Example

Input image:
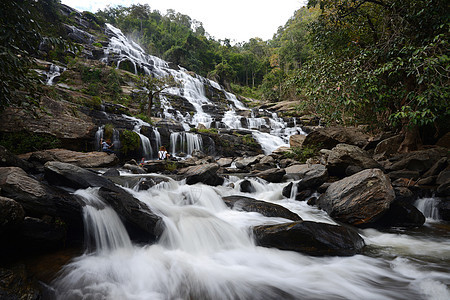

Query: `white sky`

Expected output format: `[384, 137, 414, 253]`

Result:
[61, 0, 307, 43]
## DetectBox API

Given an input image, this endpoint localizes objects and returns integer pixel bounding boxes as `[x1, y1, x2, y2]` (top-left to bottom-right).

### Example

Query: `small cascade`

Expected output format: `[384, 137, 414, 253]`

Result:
[153, 127, 162, 153]
[112, 129, 121, 153]
[222, 110, 243, 129]
[170, 132, 203, 156]
[247, 111, 268, 130]
[46, 64, 66, 85]
[415, 197, 441, 221]
[94, 126, 104, 151]
[75, 188, 132, 253]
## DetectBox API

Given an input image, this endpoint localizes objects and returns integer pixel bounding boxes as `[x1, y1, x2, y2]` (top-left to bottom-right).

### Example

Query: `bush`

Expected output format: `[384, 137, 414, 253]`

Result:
[120, 130, 140, 155]
[0, 131, 61, 154]
[282, 146, 318, 163]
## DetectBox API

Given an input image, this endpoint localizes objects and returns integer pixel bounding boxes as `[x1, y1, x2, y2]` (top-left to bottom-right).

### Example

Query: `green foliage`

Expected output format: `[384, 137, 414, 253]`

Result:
[0, 131, 61, 154]
[120, 130, 140, 155]
[191, 127, 218, 135]
[164, 161, 178, 172]
[241, 134, 259, 147]
[282, 146, 318, 163]
[104, 124, 115, 140]
[137, 74, 179, 117]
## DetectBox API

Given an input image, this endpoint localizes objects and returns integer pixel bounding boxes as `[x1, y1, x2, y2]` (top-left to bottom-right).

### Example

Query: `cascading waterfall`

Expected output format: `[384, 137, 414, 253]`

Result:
[46, 64, 65, 85]
[52, 176, 450, 299]
[94, 126, 104, 151]
[170, 132, 203, 156]
[415, 197, 441, 221]
[153, 127, 162, 152]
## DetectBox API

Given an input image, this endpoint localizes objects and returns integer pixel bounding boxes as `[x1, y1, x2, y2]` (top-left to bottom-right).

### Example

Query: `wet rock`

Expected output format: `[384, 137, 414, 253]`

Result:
[438, 199, 450, 221]
[223, 195, 301, 221]
[326, 144, 381, 177]
[303, 126, 371, 150]
[388, 170, 420, 180]
[98, 187, 163, 241]
[21, 216, 67, 250]
[284, 164, 328, 189]
[178, 163, 224, 186]
[0, 196, 25, 234]
[123, 163, 146, 174]
[253, 221, 365, 256]
[317, 169, 395, 227]
[253, 168, 286, 183]
[373, 200, 425, 228]
[234, 155, 262, 169]
[0, 265, 41, 300]
[102, 168, 120, 177]
[0, 146, 33, 172]
[29, 149, 119, 168]
[0, 167, 82, 225]
[240, 179, 256, 193]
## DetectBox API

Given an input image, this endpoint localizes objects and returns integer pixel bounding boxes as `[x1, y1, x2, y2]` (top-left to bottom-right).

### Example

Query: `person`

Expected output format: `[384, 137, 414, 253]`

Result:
[101, 138, 114, 154]
[139, 157, 145, 167]
[158, 146, 170, 160]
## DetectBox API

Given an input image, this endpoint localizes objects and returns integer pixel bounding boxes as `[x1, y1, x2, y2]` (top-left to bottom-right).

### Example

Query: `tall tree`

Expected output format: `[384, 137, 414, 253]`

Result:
[137, 74, 179, 118]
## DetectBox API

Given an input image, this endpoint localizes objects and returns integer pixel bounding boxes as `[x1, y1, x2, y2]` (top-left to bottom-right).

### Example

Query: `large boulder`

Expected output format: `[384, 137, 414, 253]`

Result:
[289, 134, 306, 148]
[0, 167, 82, 223]
[284, 164, 328, 189]
[385, 147, 448, 175]
[373, 200, 425, 228]
[44, 161, 163, 239]
[302, 126, 371, 149]
[317, 168, 395, 227]
[326, 144, 382, 176]
[28, 148, 119, 168]
[178, 163, 224, 186]
[253, 168, 286, 183]
[373, 134, 404, 160]
[222, 195, 301, 221]
[234, 155, 262, 170]
[253, 221, 365, 256]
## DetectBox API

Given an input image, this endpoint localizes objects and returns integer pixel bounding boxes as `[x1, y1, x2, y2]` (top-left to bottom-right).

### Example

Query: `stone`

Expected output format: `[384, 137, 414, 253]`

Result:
[303, 126, 371, 150]
[178, 163, 224, 186]
[0, 196, 25, 234]
[216, 157, 233, 167]
[239, 179, 256, 193]
[373, 134, 404, 160]
[386, 147, 448, 174]
[374, 200, 425, 228]
[29, 148, 119, 168]
[326, 144, 381, 177]
[0, 265, 41, 299]
[289, 134, 306, 148]
[0, 146, 33, 171]
[253, 221, 365, 256]
[222, 195, 301, 221]
[436, 132, 450, 149]
[234, 156, 262, 169]
[284, 164, 328, 189]
[123, 163, 146, 174]
[253, 168, 286, 183]
[317, 169, 395, 227]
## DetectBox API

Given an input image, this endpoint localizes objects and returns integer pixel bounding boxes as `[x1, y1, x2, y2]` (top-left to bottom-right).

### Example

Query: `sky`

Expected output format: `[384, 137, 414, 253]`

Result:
[61, 0, 308, 43]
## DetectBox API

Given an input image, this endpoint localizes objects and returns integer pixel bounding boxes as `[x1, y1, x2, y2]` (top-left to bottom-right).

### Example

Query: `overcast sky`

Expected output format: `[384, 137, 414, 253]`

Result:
[61, 0, 307, 42]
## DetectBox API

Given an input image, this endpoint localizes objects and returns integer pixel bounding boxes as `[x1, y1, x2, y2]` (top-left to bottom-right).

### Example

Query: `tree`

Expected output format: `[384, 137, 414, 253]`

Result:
[137, 74, 179, 118]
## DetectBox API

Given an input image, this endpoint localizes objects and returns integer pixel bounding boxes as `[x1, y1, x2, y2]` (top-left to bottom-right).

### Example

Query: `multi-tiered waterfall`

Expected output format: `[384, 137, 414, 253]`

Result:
[101, 23, 305, 158]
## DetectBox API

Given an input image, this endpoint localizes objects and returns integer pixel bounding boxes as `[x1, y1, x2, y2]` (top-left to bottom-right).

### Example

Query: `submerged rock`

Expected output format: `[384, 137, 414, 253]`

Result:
[317, 168, 395, 227]
[253, 221, 365, 256]
[223, 195, 301, 221]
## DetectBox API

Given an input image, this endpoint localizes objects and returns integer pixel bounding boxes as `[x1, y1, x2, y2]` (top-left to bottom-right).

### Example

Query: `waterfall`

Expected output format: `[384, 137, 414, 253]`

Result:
[94, 126, 104, 151]
[46, 64, 65, 85]
[75, 188, 132, 252]
[153, 127, 162, 154]
[415, 197, 441, 221]
[170, 132, 203, 156]
[222, 110, 243, 129]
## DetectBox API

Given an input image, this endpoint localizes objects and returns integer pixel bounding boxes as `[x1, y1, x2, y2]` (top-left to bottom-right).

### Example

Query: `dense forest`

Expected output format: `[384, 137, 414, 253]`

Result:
[1, 0, 449, 143]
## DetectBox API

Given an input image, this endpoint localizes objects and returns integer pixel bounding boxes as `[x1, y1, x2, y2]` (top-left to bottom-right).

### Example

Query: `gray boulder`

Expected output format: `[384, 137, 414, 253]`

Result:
[253, 168, 286, 183]
[178, 163, 224, 186]
[223, 195, 301, 221]
[303, 126, 371, 149]
[253, 221, 365, 256]
[317, 168, 395, 227]
[326, 144, 382, 176]
[284, 164, 328, 189]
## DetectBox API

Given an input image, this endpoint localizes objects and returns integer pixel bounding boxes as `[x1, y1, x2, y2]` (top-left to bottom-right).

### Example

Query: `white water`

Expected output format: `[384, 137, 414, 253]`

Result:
[53, 176, 450, 299]
[170, 132, 203, 156]
[415, 197, 441, 221]
[103, 23, 307, 154]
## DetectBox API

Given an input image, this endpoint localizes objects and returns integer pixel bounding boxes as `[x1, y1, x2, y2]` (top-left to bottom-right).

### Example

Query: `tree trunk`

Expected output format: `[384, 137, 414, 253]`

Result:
[398, 125, 422, 153]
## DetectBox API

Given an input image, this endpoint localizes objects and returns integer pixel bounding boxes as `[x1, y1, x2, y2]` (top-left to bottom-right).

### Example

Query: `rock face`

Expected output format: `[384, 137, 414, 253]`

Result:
[29, 148, 119, 168]
[0, 97, 96, 152]
[178, 163, 224, 186]
[44, 161, 163, 240]
[326, 144, 382, 176]
[303, 126, 370, 149]
[253, 221, 365, 256]
[317, 168, 395, 227]
[222, 195, 302, 221]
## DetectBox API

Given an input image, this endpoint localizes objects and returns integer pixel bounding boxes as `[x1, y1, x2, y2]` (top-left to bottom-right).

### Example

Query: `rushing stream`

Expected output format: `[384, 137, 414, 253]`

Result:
[51, 176, 450, 300]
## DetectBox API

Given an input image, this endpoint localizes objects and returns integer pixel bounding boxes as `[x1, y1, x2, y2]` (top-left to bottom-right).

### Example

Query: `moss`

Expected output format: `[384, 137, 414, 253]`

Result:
[241, 134, 258, 147]
[0, 131, 61, 154]
[282, 145, 320, 163]
[120, 130, 140, 155]
[104, 124, 114, 140]
[92, 42, 103, 48]
[165, 161, 178, 172]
